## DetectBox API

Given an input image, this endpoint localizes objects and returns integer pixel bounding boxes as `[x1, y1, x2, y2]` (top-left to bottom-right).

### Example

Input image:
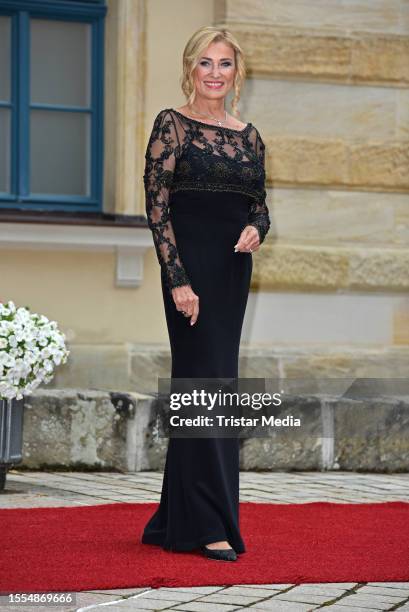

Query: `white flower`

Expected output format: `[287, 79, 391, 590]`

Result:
[0, 322, 12, 336]
[52, 353, 62, 366]
[42, 347, 54, 359]
[8, 335, 18, 348]
[4, 354, 15, 368]
[0, 301, 69, 401]
[7, 301, 17, 313]
[43, 359, 54, 372]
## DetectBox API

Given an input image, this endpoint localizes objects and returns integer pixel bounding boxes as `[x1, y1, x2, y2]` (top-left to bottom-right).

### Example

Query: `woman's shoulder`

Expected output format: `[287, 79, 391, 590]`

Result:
[152, 107, 177, 124]
[225, 112, 248, 132]
[246, 120, 261, 135]
[246, 122, 263, 143]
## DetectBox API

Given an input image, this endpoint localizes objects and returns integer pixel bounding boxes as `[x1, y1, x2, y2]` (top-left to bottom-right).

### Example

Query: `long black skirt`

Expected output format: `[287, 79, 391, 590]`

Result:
[141, 190, 252, 554]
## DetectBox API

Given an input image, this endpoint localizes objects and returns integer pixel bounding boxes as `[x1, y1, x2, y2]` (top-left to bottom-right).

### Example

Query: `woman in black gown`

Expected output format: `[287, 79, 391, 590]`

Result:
[141, 26, 270, 562]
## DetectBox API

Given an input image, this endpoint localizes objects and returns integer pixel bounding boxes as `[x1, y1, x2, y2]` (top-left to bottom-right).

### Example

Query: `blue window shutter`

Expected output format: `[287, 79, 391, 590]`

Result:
[0, 0, 107, 212]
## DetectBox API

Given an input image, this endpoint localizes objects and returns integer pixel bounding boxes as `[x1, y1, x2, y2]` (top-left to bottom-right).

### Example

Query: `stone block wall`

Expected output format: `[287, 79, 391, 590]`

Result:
[15, 387, 409, 472]
[214, 0, 409, 350]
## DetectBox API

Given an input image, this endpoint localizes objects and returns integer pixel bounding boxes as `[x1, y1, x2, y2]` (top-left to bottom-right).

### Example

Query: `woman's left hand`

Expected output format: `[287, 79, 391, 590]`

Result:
[234, 225, 260, 253]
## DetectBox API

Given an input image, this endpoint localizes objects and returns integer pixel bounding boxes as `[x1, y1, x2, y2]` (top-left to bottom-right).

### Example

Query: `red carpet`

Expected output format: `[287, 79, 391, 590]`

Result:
[0, 501, 408, 593]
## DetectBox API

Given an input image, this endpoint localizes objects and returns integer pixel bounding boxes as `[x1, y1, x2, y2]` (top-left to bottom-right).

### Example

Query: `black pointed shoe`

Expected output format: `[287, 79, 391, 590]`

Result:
[200, 544, 237, 561]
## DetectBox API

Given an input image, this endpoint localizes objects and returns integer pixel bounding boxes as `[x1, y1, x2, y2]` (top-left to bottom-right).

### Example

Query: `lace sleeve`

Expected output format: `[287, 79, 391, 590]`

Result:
[248, 129, 271, 244]
[143, 109, 191, 291]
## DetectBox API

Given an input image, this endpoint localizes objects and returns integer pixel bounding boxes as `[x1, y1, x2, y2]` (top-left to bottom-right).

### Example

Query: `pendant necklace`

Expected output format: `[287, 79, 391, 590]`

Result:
[189, 105, 227, 127]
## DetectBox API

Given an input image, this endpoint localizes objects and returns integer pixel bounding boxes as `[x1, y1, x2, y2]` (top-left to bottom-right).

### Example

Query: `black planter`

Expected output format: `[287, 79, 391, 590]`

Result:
[0, 397, 25, 491]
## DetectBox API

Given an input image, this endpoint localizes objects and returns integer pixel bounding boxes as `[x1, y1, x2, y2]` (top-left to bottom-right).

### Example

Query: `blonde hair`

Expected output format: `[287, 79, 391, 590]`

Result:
[180, 26, 246, 118]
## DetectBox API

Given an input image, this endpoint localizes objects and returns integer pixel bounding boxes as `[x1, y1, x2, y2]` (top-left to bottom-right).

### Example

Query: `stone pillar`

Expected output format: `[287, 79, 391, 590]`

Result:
[103, 0, 147, 215]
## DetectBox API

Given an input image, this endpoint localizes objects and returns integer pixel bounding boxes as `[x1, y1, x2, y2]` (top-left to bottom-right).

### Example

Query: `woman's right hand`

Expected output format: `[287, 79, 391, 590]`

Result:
[171, 285, 199, 326]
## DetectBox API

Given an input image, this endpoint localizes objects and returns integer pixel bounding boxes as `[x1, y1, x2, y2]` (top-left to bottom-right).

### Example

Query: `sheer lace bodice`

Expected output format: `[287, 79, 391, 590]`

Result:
[143, 108, 271, 291]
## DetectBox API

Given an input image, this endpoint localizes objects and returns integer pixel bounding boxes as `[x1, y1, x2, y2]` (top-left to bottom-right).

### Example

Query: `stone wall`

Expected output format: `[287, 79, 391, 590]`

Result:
[214, 0, 409, 349]
[15, 387, 409, 473]
[48, 343, 409, 396]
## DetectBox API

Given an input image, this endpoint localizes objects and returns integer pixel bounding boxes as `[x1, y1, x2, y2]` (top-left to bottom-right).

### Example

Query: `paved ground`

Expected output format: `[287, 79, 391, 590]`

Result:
[1, 469, 409, 611]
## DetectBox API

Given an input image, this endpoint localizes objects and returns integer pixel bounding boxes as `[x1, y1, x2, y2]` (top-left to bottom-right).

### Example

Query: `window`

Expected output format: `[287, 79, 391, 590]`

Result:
[0, 0, 106, 212]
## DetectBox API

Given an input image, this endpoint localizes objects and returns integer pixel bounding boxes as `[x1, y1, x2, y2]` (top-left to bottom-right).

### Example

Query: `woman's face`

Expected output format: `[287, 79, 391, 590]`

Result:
[192, 41, 236, 103]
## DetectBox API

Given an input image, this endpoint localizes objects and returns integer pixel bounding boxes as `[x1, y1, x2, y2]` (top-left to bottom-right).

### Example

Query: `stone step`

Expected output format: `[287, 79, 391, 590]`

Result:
[12, 385, 409, 473]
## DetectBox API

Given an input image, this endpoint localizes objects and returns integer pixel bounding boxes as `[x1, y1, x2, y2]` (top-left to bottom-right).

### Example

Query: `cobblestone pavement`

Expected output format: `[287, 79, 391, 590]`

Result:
[1, 469, 409, 611]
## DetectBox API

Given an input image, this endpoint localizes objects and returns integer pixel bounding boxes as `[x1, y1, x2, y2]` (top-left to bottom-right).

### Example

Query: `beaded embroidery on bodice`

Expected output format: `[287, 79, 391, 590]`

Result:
[143, 108, 271, 290]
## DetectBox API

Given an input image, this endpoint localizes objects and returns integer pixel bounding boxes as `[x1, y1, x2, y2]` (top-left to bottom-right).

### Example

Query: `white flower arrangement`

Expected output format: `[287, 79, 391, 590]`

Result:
[0, 300, 70, 401]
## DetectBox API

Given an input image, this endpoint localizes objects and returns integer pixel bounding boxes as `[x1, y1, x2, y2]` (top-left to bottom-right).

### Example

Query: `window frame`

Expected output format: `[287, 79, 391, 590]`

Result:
[0, 0, 107, 212]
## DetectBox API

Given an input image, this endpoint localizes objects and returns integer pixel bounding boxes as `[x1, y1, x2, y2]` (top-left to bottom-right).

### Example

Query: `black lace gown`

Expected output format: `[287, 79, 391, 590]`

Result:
[141, 108, 270, 554]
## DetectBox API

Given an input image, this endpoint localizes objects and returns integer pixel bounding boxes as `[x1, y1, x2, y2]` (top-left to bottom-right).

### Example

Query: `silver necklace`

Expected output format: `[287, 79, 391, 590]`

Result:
[188, 105, 227, 127]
